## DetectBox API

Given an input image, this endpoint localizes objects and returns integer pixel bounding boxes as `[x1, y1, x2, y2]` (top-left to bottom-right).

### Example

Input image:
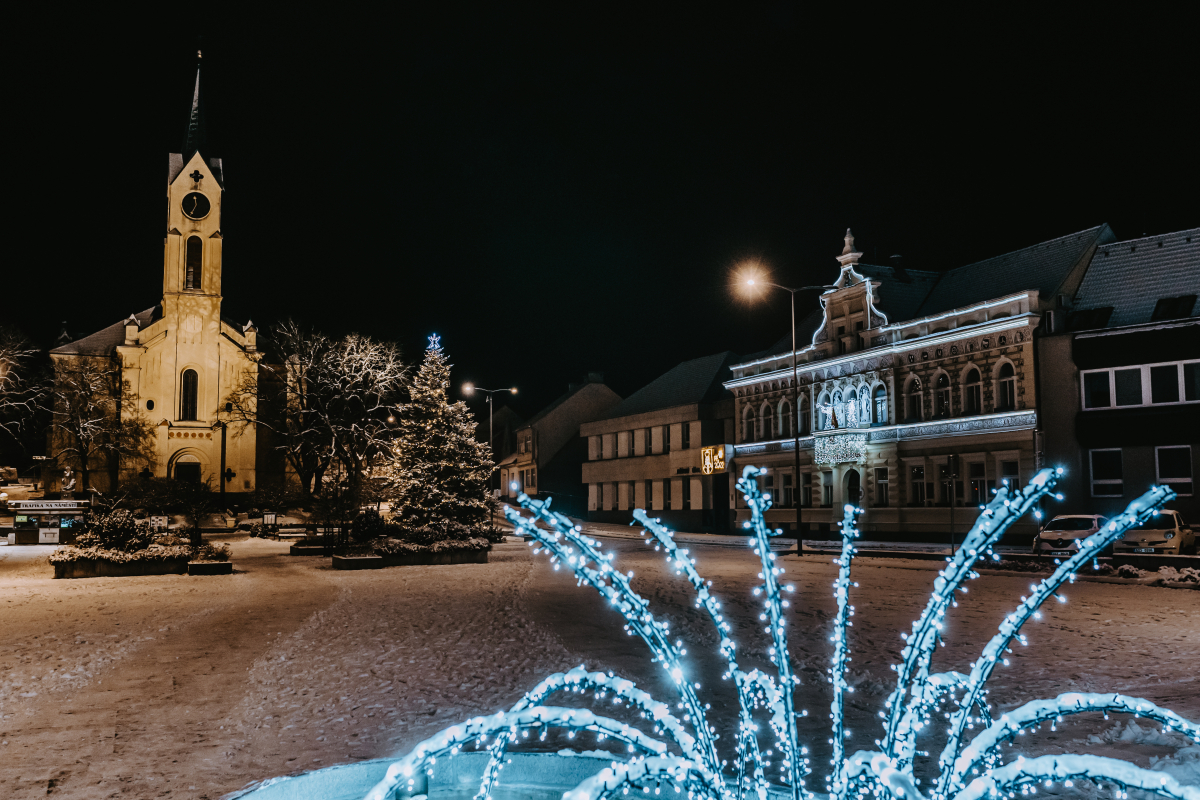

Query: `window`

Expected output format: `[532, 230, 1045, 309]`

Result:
[663, 478, 672, 508]
[873, 386, 887, 425]
[529, 468, 536, 488]
[644, 480, 653, 509]
[1080, 362, 1199, 409]
[802, 472, 813, 506]
[779, 399, 793, 438]
[682, 477, 692, 508]
[909, 465, 926, 506]
[821, 471, 832, 507]
[682, 422, 691, 449]
[800, 398, 810, 435]
[1000, 460, 1020, 488]
[906, 379, 922, 421]
[997, 363, 1016, 410]
[874, 467, 889, 507]
[1090, 449, 1123, 497]
[1151, 365, 1180, 404]
[1083, 372, 1111, 408]
[963, 369, 981, 414]
[763, 473, 773, 503]
[817, 393, 831, 430]
[1114, 368, 1142, 405]
[830, 391, 842, 428]
[180, 369, 199, 421]
[968, 462, 987, 505]
[1156, 446, 1193, 495]
[663, 425, 671, 452]
[1150, 295, 1197, 321]
[781, 473, 794, 508]
[761, 404, 774, 439]
[935, 374, 951, 418]
[742, 406, 755, 442]
[185, 236, 202, 289]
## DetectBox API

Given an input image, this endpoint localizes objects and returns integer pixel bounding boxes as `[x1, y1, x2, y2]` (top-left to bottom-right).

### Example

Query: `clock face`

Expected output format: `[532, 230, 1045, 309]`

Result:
[182, 192, 211, 220]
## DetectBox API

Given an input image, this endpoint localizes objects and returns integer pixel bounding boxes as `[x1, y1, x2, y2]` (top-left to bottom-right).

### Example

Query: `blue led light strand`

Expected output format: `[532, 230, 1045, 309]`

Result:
[828, 502, 862, 795]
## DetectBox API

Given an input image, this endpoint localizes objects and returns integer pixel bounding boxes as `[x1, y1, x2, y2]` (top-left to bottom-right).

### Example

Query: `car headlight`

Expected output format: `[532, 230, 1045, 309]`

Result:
[1165, 532, 1175, 540]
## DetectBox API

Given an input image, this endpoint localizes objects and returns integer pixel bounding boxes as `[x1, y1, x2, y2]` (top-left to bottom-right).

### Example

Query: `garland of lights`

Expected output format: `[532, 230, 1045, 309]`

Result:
[814, 433, 868, 465]
[361, 467, 1196, 800]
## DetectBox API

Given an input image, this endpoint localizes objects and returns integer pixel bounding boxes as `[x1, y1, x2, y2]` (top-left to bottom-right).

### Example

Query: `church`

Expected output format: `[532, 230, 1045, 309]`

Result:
[49, 56, 260, 494]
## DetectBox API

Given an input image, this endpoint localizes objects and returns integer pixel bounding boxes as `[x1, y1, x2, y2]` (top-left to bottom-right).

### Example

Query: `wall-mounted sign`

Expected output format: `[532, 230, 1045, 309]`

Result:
[9, 500, 90, 511]
[700, 445, 728, 475]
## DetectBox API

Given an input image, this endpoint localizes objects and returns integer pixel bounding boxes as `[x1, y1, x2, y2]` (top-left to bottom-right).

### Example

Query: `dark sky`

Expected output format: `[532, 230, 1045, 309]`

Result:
[8, 7, 1195, 420]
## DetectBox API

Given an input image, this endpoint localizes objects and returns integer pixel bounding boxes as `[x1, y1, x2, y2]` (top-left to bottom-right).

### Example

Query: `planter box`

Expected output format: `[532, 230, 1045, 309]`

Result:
[332, 555, 384, 570]
[188, 560, 233, 575]
[53, 558, 189, 579]
[378, 550, 489, 567]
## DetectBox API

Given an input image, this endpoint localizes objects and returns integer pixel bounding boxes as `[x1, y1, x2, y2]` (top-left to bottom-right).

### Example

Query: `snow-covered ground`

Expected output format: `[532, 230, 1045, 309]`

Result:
[0, 534, 1196, 799]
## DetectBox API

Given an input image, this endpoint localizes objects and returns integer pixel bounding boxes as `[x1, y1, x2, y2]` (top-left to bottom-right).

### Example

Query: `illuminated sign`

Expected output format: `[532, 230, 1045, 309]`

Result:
[700, 445, 727, 475]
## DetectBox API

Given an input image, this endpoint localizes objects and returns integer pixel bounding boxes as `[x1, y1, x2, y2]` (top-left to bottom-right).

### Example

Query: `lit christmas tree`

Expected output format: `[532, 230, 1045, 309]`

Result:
[389, 334, 494, 529]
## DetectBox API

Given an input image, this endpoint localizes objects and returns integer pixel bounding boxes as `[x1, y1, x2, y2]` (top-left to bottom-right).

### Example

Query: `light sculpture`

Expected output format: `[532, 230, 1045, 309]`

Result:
[362, 468, 1198, 800]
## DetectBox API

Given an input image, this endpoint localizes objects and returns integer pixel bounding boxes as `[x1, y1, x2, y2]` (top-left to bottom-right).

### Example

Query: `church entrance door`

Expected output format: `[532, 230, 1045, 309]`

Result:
[175, 462, 202, 482]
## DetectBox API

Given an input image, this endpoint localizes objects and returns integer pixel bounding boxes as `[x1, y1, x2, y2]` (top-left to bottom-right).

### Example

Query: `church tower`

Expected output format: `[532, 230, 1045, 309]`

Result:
[53, 52, 260, 494]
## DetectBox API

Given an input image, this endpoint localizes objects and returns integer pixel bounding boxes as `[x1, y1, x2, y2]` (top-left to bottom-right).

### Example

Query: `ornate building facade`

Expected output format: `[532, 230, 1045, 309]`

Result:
[724, 226, 1116, 538]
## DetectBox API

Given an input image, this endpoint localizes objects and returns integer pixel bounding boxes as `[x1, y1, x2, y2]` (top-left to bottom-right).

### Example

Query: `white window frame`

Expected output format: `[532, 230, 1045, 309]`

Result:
[1155, 445, 1193, 496]
[1079, 360, 1200, 410]
[1089, 448, 1124, 497]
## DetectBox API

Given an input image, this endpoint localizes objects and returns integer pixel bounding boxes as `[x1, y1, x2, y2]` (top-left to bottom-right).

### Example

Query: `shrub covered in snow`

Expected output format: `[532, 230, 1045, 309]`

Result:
[50, 526, 230, 565]
[350, 508, 389, 542]
[371, 536, 489, 556]
[191, 543, 231, 562]
[73, 509, 155, 552]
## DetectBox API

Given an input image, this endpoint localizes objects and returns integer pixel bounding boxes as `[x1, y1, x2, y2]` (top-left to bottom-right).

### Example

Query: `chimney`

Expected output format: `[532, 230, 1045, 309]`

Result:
[123, 314, 140, 346]
[242, 320, 258, 351]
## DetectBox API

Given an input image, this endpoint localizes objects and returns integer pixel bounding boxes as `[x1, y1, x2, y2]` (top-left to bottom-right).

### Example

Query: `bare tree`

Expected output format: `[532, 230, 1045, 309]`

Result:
[225, 320, 407, 504]
[0, 326, 46, 442]
[47, 355, 156, 492]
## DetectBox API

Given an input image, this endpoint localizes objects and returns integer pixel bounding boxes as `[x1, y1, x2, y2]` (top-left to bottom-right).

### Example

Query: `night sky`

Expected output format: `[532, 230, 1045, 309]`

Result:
[9, 8, 1195, 421]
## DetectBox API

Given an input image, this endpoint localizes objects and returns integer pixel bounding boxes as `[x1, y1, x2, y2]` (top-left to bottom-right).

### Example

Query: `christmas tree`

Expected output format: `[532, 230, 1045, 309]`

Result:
[389, 334, 493, 528]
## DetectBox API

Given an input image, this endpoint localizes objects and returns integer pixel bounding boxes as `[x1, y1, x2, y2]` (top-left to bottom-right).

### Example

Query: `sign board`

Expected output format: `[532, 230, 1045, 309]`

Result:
[263, 512, 278, 526]
[9, 500, 90, 511]
[150, 515, 169, 530]
[700, 445, 729, 475]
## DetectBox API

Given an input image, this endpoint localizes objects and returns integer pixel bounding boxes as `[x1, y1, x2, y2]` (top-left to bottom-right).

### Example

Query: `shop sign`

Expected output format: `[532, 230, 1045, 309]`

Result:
[9, 500, 90, 511]
[700, 445, 728, 475]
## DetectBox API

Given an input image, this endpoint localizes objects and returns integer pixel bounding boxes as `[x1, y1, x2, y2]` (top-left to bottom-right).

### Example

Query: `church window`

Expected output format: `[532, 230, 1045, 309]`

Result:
[181, 369, 199, 421]
[185, 237, 203, 289]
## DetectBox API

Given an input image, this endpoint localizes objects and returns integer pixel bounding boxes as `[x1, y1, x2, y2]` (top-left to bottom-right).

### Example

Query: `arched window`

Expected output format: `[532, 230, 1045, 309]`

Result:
[778, 398, 793, 438]
[935, 373, 951, 418]
[799, 396, 810, 435]
[817, 392, 830, 431]
[831, 391, 843, 429]
[845, 388, 859, 427]
[185, 237, 203, 289]
[873, 385, 887, 425]
[180, 369, 199, 421]
[905, 378, 922, 422]
[742, 404, 755, 442]
[964, 368, 982, 414]
[997, 363, 1016, 410]
[760, 402, 774, 439]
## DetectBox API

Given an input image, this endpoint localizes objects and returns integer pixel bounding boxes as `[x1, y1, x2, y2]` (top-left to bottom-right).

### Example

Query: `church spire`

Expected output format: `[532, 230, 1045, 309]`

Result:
[182, 51, 207, 161]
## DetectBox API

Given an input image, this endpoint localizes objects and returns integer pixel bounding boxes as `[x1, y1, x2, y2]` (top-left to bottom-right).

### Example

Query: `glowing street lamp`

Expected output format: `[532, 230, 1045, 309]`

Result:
[463, 382, 518, 492]
[734, 263, 835, 555]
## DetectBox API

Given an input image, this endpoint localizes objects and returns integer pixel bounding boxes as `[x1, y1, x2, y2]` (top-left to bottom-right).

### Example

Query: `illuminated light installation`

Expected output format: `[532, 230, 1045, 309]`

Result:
[814, 433, 867, 466]
[362, 468, 1198, 800]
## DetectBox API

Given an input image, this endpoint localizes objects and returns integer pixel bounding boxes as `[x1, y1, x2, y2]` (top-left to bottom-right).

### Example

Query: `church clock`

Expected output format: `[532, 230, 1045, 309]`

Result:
[182, 191, 211, 220]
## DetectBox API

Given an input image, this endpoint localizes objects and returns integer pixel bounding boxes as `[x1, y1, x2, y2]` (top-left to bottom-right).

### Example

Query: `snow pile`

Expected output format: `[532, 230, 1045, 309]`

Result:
[1087, 722, 1200, 786]
[1158, 566, 1200, 583]
[1088, 720, 1191, 748]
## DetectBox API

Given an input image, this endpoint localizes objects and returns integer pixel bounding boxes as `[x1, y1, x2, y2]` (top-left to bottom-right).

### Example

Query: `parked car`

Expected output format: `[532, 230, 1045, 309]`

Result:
[1032, 515, 1109, 556]
[1113, 510, 1196, 556]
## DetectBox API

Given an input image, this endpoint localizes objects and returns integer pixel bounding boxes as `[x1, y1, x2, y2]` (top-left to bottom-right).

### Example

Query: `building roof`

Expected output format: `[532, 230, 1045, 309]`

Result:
[855, 263, 941, 323]
[602, 351, 739, 420]
[1071, 227, 1200, 329]
[50, 307, 160, 357]
[915, 224, 1114, 316]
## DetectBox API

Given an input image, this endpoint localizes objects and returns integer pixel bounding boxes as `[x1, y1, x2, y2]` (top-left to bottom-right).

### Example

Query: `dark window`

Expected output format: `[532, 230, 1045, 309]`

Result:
[874, 468, 889, 507]
[1150, 365, 1180, 404]
[1083, 372, 1111, 408]
[906, 380, 922, 421]
[1114, 368, 1142, 406]
[180, 369, 199, 421]
[781, 472, 794, 508]
[799, 398, 810, 435]
[968, 461, 986, 504]
[1157, 446, 1193, 496]
[146, 399, 155, 411]
[664, 425, 671, 452]
[681, 423, 691, 449]
[910, 465, 926, 506]
[964, 368, 981, 414]
[185, 237, 202, 289]
[1001, 460, 1020, 488]
[663, 478, 672, 507]
[1090, 449, 1123, 496]
[997, 363, 1016, 410]
[935, 374, 950, 418]
[1187, 362, 1199, 402]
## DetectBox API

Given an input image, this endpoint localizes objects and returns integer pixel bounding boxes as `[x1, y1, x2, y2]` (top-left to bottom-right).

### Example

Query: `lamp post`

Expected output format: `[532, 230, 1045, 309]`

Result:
[739, 274, 836, 557]
[462, 383, 518, 525]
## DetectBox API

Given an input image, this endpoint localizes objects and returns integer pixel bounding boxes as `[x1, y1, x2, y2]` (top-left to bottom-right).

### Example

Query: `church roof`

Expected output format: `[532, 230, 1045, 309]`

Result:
[183, 54, 207, 163]
[914, 224, 1114, 315]
[1070, 227, 1200, 328]
[602, 351, 739, 420]
[51, 307, 160, 357]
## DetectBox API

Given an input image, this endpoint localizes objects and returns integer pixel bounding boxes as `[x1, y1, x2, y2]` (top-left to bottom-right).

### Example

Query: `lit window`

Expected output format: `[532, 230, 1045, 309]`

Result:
[873, 385, 887, 425]
[1156, 446, 1193, 496]
[1090, 449, 1123, 497]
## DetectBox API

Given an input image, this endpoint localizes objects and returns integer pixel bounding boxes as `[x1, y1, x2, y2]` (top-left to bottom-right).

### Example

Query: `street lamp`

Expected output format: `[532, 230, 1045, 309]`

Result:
[737, 265, 835, 556]
[463, 383, 518, 510]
